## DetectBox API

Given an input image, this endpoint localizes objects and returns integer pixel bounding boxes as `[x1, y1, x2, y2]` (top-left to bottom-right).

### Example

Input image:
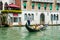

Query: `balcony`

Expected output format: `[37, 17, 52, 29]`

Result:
[1, 10, 22, 13]
[57, 0, 60, 3]
[32, 0, 54, 3]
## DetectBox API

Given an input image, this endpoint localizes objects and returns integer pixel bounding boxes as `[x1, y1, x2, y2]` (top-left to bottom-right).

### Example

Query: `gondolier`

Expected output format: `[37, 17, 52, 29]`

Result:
[27, 14, 32, 26]
[27, 20, 30, 26]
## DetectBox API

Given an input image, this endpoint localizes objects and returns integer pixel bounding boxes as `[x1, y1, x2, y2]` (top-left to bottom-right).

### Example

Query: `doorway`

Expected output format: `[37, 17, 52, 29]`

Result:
[40, 13, 45, 25]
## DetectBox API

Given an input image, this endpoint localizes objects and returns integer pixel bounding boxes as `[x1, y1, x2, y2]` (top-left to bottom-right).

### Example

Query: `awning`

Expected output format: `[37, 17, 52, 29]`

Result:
[8, 3, 20, 8]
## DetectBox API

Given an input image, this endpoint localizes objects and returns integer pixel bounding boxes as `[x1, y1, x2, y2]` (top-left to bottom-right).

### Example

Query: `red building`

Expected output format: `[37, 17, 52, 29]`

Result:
[1, 1, 22, 27]
[15, 0, 21, 9]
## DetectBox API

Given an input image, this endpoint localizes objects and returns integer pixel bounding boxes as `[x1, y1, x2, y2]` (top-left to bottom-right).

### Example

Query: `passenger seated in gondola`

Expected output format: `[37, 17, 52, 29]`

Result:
[35, 24, 43, 30]
[32, 24, 44, 30]
[40, 24, 44, 28]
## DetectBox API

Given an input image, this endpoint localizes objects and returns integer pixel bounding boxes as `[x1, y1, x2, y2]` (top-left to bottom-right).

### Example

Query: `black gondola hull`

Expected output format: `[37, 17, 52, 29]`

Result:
[25, 23, 46, 32]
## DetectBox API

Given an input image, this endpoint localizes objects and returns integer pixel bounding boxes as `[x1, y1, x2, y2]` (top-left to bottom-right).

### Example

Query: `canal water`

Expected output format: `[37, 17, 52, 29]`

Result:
[0, 26, 60, 40]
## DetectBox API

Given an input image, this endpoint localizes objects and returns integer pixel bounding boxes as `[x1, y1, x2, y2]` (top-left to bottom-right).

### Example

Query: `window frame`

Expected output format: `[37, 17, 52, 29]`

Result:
[24, 13, 27, 20]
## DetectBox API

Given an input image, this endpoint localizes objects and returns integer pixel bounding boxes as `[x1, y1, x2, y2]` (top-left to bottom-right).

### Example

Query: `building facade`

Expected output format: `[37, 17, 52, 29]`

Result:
[21, 0, 60, 25]
[0, 0, 22, 26]
[1, 0, 60, 26]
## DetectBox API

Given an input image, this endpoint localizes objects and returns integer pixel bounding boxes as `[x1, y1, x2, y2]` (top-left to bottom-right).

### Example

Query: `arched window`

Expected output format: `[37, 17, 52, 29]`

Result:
[28, 14, 30, 16]
[28, 14, 31, 20]
[55, 14, 58, 20]
[51, 14, 53, 21]
[54, 14, 56, 20]
[31, 14, 34, 20]
[4, 2, 8, 10]
[51, 14, 59, 21]
[24, 13, 27, 20]
[0, 1, 3, 10]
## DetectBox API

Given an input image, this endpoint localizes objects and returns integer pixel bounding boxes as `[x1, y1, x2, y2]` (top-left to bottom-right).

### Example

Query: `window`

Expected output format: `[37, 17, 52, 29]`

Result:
[0, 1, 3, 10]
[50, 3, 52, 10]
[57, 14, 59, 20]
[10, 17, 13, 22]
[44, 3, 47, 10]
[51, 14, 59, 21]
[31, 14, 34, 20]
[28, 14, 30, 16]
[54, 14, 55, 20]
[24, 14, 27, 20]
[54, 14, 58, 20]
[32, 3, 35, 9]
[4, 2, 8, 10]
[28, 14, 30, 20]
[38, 3, 41, 10]
[28, 14, 31, 20]
[51, 14, 54, 21]
[23, 2, 26, 9]
[19, 17, 21, 22]
[56, 4, 59, 10]
[14, 17, 18, 22]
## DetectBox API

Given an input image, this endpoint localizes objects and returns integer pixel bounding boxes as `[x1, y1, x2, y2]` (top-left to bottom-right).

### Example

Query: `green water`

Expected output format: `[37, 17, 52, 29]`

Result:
[0, 26, 60, 40]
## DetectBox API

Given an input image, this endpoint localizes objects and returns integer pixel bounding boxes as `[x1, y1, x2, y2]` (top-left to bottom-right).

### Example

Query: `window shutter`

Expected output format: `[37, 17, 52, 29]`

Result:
[23, 2, 26, 6]
[50, 4, 52, 10]
[56, 4, 59, 10]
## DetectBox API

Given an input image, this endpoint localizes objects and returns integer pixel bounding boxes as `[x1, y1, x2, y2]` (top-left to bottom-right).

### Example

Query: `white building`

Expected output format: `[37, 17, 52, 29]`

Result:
[21, 0, 60, 25]
[1, 0, 60, 26]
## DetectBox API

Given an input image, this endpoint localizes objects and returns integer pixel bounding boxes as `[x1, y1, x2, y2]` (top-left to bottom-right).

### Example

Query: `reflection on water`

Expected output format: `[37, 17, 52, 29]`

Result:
[0, 26, 60, 40]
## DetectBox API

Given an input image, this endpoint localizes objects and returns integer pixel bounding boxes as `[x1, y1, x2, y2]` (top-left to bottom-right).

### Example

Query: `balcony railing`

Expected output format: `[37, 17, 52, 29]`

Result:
[1, 10, 22, 13]
[32, 0, 54, 3]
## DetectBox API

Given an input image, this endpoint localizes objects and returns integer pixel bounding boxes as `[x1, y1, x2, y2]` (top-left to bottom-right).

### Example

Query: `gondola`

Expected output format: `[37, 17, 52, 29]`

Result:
[25, 23, 47, 32]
